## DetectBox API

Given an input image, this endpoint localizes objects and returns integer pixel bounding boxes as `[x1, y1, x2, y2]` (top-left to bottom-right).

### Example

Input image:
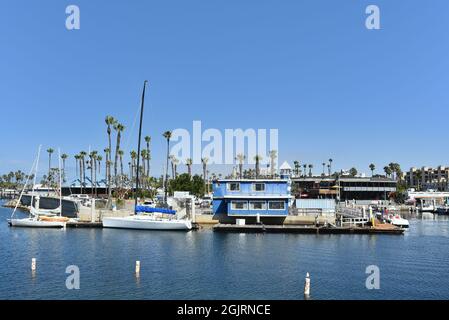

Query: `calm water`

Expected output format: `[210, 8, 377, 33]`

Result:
[1, 200, 449, 300]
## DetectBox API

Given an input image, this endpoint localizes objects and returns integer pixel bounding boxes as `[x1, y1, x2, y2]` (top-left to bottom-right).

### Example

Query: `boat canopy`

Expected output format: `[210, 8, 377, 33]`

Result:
[135, 206, 176, 215]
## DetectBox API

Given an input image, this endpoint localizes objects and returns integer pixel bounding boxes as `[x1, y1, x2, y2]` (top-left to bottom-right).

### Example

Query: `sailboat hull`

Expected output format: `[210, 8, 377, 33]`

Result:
[8, 218, 66, 228]
[102, 216, 192, 230]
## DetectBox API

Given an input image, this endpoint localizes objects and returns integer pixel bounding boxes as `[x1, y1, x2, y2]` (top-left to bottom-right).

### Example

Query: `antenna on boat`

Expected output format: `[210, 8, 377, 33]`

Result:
[134, 80, 148, 215]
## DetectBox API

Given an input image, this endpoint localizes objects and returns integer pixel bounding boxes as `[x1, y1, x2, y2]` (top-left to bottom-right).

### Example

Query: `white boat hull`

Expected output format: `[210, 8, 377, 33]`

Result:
[8, 218, 65, 228]
[386, 215, 410, 228]
[102, 216, 192, 230]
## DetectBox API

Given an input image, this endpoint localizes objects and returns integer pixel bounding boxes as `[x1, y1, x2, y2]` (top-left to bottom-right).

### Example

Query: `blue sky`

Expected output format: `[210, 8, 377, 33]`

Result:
[1, 0, 449, 180]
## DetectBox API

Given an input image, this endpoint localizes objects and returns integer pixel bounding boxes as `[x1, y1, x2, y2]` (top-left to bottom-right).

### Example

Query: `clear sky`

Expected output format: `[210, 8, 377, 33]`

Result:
[1, 0, 449, 180]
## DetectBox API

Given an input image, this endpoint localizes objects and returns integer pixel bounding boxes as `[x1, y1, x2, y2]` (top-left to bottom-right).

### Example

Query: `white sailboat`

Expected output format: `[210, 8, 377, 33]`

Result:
[102, 81, 192, 231]
[9, 146, 67, 228]
[102, 215, 192, 230]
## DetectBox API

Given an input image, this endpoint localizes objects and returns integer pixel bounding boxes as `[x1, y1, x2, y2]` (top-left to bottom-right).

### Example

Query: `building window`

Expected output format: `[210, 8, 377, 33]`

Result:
[227, 182, 240, 191]
[231, 201, 247, 210]
[253, 183, 265, 192]
[249, 201, 266, 210]
[268, 201, 285, 210]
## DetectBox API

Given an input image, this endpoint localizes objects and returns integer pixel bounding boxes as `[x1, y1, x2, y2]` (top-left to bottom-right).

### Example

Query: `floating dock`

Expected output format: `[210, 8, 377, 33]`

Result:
[213, 224, 405, 235]
[66, 221, 103, 228]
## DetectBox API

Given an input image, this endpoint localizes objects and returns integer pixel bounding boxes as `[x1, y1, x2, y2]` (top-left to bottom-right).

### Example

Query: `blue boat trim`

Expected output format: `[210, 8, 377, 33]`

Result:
[135, 206, 176, 215]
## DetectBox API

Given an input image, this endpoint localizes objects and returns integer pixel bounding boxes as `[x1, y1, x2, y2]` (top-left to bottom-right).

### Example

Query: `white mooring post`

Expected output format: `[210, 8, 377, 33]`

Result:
[135, 261, 140, 275]
[304, 272, 310, 298]
[256, 213, 260, 224]
[31, 258, 36, 271]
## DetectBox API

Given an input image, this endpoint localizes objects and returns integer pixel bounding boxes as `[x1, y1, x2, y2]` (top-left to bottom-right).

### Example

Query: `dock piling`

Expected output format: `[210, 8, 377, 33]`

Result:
[304, 272, 310, 298]
[31, 258, 36, 271]
[135, 260, 140, 275]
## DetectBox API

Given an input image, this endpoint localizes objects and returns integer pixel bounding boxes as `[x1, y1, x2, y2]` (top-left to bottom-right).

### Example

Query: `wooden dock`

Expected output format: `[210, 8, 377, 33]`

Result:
[213, 223, 405, 235]
[66, 221, 103, 228]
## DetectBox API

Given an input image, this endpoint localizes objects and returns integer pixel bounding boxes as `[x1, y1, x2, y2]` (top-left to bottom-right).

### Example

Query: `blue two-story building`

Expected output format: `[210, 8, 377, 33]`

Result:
[212, 179, 291, 219]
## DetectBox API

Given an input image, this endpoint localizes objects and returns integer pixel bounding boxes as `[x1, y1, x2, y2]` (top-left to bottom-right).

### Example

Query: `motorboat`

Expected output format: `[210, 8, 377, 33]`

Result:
[435, 206, 449, 215]
[386, 213, 409, 228]
[419, 204, 435, 213]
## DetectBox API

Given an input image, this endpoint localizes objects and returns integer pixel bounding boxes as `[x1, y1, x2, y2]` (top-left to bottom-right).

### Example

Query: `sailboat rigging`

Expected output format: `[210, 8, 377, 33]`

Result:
[102, 81, 192, 230]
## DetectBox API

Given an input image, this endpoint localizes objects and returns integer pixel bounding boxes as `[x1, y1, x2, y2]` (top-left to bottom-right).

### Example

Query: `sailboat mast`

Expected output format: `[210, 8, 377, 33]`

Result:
[58, 148, 62, 217]
[30, 145, 41, 217]
[10, 145, 41, 219]
[134, 80, 148, 214]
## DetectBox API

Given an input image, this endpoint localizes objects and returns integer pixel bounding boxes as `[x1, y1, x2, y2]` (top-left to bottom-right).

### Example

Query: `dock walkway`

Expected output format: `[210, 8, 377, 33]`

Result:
[213, 223, 404, 235]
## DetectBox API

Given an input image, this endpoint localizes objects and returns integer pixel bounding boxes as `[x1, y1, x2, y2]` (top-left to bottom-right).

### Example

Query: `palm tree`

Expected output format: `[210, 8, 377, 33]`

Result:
[61, 153, 68, 182]
[322, 162, 326, 176]
[144, 136, 151, 176]
[97, 155, 102, 175]
[104, 148, 110, 189]
[105, 116, 116, 203]
[130, 150, 137, 182]
[118, 150, 124, 176]
[88, 151, 96, 196]
[140, 149, 147, 179]
[328, 158, 333, 176]
[369, 163, 376, 176]
[349, 167, 358, 177]
[46, 148, 54, 178]
[186, 158, 193, 178]
[384, 166, 392, 178]
[74, 154, 80, 182]
[79, 151, 87, 188]
[254, 155, 262, 178]
[201, 157, 209, 194]
[308, 164, 313, 177]
[269, 150, 277, 177]
[75, 154, 83, 194]
[303, 164, 307, 177]
[113, 122, 125, 180]
[173, 157, 179, 178]
[293, 161, 300, 177]
[235, 153, 246, 179]
[169, 155, 176, 178]
[388, 162, 395, 180]
[163, 131, 172, 203]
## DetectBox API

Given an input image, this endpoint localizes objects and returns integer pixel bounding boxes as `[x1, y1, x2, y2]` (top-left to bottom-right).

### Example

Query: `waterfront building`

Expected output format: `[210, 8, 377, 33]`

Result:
[405, 166, 449, 191]
[212, 179, 291, 220]
[292, 176, 397, 202]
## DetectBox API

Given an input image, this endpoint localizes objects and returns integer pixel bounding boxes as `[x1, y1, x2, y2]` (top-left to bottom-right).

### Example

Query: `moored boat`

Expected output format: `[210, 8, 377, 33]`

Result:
[386, 213, 409, 228]
[435, 206, 449, 215]
[8, 217, 66, 228]
[102, 214, 192, 230]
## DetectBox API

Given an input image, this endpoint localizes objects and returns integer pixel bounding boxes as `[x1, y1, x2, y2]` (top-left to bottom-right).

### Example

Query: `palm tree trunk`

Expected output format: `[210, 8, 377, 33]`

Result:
[146, 143, 150, 177]
[164, 140, 170, 203]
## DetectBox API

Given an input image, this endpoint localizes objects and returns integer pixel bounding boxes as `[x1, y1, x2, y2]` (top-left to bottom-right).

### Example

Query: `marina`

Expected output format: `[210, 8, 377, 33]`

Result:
[1, 200, 448, 300]
[1, 1, 449, 304]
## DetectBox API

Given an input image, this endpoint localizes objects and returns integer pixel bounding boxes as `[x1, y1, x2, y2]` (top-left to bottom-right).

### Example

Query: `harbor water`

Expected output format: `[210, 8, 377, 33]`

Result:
[1, 200, 449, 300]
